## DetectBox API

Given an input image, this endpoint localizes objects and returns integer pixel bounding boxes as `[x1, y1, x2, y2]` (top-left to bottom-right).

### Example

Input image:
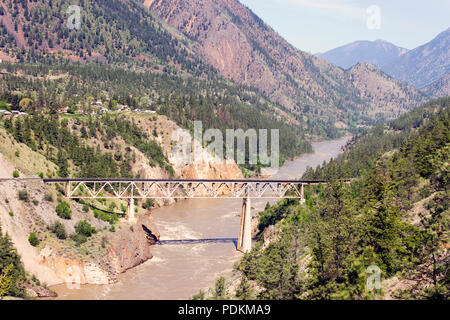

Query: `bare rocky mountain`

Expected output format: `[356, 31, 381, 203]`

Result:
[143, 0, 426, 122]
[381, 28, 450, 89]
[317, 39, 409, 70]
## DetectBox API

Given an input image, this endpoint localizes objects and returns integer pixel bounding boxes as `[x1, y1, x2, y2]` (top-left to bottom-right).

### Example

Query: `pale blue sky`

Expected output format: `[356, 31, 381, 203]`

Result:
[239, 0, 450, 53]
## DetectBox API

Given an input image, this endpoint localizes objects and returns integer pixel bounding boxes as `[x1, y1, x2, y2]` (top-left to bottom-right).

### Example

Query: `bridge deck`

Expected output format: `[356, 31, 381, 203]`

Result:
[42, 178, 332, 183]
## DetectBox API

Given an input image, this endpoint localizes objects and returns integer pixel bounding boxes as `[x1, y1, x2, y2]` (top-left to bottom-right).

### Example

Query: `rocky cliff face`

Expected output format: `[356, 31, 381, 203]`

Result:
[38, 213, 159, 285]
[144, 0, 426, 121]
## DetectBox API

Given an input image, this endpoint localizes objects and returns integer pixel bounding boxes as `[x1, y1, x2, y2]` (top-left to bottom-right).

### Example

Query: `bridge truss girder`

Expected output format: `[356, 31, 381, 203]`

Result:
[62, 180, 309, 200]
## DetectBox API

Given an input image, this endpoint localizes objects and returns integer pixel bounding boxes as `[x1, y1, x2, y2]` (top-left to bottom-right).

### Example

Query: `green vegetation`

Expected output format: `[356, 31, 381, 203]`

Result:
[74, 220, 96, 238]
[28, 233, 39, 247]
[49, 222, 67, 240]
[211, 277, 228, 300]
[70, 220, 96, 246]
[18, 190, 29, 202]
[230, 98, 449, 300]
[142, 199, 155, 210]
[303, 97, 450, 181]
[2, 112, 174, 177]
[44, 193, 54, 202]
[100, 115, 174, 175]
[69, 234, 87, 246]
[92, 208, 119, 225]
[0, 226, 27, 298]
[12, 170, 19, 178]
[56, 201, 72, 219]
[0, 264, 14, 297]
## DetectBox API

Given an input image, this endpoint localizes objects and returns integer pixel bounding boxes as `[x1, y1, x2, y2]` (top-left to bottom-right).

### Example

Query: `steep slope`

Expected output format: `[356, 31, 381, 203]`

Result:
[345, 63, 426, 120]
[422, 72, 450, 99]
[0, 0, 213, 77]
[317, 39, 408, 69]
[382, 28, 450, 88]
[144, 0, 426, 123]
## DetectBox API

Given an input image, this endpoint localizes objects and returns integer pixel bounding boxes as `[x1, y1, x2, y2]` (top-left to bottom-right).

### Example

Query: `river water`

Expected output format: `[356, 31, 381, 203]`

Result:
[51, 135, 350, 300]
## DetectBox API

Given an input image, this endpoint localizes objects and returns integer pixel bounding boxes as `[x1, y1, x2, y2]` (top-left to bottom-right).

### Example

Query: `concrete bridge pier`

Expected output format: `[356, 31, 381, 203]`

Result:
[126, 198, 136, 223]
[237, 197, 252, 253]
[65, 182, 70, 197]
[300, 184, 306, 205]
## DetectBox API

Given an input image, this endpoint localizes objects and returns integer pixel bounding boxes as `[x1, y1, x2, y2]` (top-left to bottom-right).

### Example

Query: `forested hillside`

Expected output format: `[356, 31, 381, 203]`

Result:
[0, 63, 315, 167]
[0, 0, 212, 76]
[2, 113, 174, 178]
[303, 97, 450, 180]
[206, 97, 449, 300]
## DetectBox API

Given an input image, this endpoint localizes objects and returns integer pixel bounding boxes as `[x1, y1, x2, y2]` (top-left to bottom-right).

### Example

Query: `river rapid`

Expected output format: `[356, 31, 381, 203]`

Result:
[51, 135, 351, 299]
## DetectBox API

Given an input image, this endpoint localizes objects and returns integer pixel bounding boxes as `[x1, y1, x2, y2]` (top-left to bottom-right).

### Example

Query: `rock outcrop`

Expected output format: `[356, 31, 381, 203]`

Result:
[38, 213, 160, 285]
[105, 213, 160, 278]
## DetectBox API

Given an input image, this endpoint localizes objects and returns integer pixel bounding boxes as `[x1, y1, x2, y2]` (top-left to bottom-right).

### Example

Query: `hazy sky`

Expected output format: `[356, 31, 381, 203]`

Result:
[239, 0, 450, 53]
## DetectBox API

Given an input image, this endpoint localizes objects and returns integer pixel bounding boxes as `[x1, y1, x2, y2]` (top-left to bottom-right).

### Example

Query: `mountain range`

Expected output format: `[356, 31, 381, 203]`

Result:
[383, 28, 450, 89]
[318, 28, 450, 92]
[317, 39, 409, 70]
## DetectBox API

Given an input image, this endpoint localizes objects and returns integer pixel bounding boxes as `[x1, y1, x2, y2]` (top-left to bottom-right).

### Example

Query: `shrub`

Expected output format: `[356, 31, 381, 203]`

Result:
[18, 190, 29, 202]
[38, 172, 44, 179]
[13, 170, 19, 178]
[14, 151, 19, 158]
[75, 220, 96, 237]
[28, 232, 39, 247]
[82, 205, 89, 213]
[70, 233, 87, 246]
[101, 236, 108, 248]
[32, 199, 39, 206]
[93, 208, 117, 224]
[142, 198, 155, 210]
[9, 211, 13, 217]
[56, 201, 71, 219]
[50, 221, 67, 240]
[44, 193, 54, 202]
[109, 225, 116, 232]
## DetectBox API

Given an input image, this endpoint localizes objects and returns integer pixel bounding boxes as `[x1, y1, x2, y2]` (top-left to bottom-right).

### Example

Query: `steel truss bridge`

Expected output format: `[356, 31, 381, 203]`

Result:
[39, 178, 337, 252]
[43, 178, 331, 200]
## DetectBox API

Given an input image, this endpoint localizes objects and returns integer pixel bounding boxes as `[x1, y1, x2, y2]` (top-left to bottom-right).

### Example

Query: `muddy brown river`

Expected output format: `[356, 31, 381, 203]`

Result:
[51, 135, 350, 299]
